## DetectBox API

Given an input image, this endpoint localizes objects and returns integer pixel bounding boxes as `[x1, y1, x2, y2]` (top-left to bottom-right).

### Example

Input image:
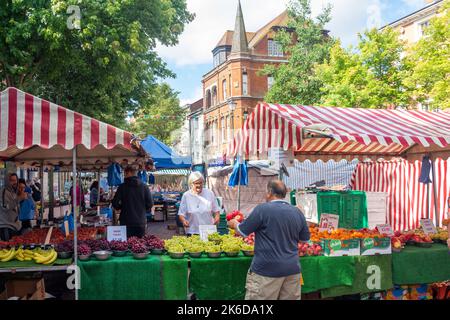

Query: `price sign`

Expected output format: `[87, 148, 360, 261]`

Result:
[107, 226, 127, 242]
[420, 219, 437, 235]
[376, 224, 394, 237]
[319, 214, 339, 232]
[199, 225, 218, 242]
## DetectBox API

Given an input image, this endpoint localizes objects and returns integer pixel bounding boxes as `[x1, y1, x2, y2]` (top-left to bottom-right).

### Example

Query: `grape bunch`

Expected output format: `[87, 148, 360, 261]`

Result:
[142, 234, 164, 249]
[78, 244, 92, 256]
[204, 242, 221, 253]
[131, 242, 148, 254]
[127, 237, 144, 249]
[96, 239, 110, 251]
[56, 240, 74, 253]
[109, 240, 129, 251]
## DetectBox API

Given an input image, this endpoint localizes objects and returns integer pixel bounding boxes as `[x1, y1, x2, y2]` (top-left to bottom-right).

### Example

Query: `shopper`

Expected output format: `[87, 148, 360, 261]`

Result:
[0, 173, 22, 241]
[178, 171, 220, 236]
[30, 178, 42, 202]
[89, 181, 99, 208]
[69, 177, 85, 211]
[112, 166, 153, 237]
[17, 179, 36, 234]
[228, 180, 310, 300]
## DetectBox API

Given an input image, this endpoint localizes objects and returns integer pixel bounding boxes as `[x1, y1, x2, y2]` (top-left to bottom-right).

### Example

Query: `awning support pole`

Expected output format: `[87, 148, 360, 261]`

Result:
[72, 147, 78, 301]
[431, 156, 440, 227]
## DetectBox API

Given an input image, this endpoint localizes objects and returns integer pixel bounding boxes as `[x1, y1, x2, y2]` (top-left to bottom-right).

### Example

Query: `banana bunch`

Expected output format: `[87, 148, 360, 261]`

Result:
[15, 248, 35, 261]
[33, 249, 57, 265]
[0, 247, 58, 265]
[0, 248, 16, 262]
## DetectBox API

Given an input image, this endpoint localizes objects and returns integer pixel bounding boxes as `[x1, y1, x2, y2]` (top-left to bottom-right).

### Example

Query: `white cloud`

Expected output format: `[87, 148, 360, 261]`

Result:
[180, 85, 203, 106]
[401, 0, 428, 8]
[157, 0, 386, 66]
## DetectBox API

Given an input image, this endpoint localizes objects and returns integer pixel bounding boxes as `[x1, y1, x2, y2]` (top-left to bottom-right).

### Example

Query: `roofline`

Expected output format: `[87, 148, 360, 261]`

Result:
[380, 0, 443, 30]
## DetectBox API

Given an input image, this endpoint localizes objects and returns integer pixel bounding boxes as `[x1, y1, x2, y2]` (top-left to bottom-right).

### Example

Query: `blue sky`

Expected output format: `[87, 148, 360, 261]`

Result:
[156, 0, 427, 105]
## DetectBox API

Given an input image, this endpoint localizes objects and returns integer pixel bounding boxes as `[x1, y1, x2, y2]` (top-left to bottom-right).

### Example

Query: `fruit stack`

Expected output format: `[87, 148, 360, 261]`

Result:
[298, 242, 323, 257]
[0, 246, 58, 265]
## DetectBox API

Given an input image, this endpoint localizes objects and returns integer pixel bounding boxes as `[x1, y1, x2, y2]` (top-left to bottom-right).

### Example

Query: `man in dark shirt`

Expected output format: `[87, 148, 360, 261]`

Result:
[112, 166, 153, 238]
[228, 180, 310, 300]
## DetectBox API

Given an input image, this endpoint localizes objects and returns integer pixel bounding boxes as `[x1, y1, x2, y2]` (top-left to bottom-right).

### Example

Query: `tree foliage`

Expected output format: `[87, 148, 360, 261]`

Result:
[0, 0, 193, 127]
[316, 28, 410, 108]
[262, 0, 334, 105]
[403, 0, 450, 110]
[131, 83, 186, 145]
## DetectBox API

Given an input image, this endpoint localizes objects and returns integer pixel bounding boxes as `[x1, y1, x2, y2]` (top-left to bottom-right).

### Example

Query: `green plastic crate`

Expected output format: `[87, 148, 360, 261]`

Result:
[317, 191, 368, 230]
[290, 190, 297, 206]
[341, 191, 368, 229]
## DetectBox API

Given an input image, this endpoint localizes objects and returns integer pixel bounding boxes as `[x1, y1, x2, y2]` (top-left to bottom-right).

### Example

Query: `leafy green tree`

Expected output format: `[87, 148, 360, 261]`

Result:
[0, 0, 193, 127]
[262, 0, 334, 105]
[131, 83, 186, 145]
[316, 27, 411, 108]
[403, 0, 450, 110]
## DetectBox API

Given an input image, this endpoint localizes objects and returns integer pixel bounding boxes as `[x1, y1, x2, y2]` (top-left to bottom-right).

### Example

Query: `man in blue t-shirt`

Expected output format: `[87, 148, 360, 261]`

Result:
[228, 180, 310, 300]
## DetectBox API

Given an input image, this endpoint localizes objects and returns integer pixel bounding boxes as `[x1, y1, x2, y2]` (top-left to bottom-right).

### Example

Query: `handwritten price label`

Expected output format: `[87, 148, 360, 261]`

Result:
[376, 224, 394, 237]
[319, 214, 339, 232]
[420, 219, 437, 235]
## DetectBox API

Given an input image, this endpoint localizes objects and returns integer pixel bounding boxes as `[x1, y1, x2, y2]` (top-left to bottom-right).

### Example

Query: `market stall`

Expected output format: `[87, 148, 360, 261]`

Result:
[0, 87, 148, 299]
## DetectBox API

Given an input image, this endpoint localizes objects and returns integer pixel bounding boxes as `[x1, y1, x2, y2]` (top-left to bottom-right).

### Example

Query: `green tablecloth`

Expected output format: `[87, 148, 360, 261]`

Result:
[189, 253, 253, 300]
[188, 254, 355, 299]
[78, 255, 162, 300]
[392, 244, 450, 285]
[160, 255, 189, 300]
[320, 255, 393, 298]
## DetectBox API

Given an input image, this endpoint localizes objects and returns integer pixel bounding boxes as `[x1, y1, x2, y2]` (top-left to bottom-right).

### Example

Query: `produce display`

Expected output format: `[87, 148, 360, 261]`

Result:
[56, 241, 74, 253]
[78, 244, 92, 256]
[298, 242, 323, 257]
[430, 228, 448, 242]
[309, 227, 386, 242]
[143, 234, 165, 250]
[3, 227, 100, 246]
[243, 233, 255, 245]
[130, 242, 148, 254]
[0, 247, 57, 265]
[109, 241, 129, 252]
[226, 210, 244, 222]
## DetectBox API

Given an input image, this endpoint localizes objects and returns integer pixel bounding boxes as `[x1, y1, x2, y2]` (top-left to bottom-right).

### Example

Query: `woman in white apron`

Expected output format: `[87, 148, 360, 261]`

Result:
[178, 172, 220, 236]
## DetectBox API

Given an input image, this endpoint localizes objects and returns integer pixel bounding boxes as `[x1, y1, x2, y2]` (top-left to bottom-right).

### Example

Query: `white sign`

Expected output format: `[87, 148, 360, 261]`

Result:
[199, 225, 218, 242]
[376, 224, 394, 237]
[420, 219, 437, 235]
[319, 213, 339, 232]
[107, 226, 127, 242]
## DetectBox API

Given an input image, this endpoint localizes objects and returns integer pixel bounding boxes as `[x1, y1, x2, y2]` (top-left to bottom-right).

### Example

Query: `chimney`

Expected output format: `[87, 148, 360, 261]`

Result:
[231, 0, 249, 54]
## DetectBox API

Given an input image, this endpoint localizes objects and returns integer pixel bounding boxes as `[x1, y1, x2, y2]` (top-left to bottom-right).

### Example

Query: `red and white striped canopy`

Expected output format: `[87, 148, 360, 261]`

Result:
[0, 87, 145, 167]
[227, 103, 450, 160]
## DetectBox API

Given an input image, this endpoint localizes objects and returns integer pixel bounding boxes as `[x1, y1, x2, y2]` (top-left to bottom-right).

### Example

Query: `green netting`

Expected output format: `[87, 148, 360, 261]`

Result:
[78, 254, 161, 300]
[392, 243, 450, 285]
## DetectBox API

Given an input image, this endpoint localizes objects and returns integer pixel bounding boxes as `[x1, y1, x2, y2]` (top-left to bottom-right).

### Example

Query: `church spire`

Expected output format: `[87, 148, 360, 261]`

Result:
[231, 0, 249, 54]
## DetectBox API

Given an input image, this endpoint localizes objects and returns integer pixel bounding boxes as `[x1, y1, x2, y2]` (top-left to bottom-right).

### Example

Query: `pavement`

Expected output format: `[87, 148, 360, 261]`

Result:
[146, 219, 183, 239]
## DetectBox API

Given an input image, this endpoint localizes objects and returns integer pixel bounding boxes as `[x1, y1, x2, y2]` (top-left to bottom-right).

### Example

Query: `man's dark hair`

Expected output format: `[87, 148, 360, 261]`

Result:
[267, 180, 287, 199]
[9, 173, 18, 179]
[124, 166, 136, 175]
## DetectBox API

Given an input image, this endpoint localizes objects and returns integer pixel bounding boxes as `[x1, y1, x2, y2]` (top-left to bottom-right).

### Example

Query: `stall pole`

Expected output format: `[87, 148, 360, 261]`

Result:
[97, 169, 101, 205]
[39, 161, 44, 225]
[237, 159, 241, 211]
[72, 148, 78, 301]
[431, 157, 440, 227]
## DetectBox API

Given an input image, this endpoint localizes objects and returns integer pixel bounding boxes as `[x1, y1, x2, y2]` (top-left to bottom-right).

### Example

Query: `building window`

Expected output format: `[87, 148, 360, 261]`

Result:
[242, 73, 248, 96]
[419, 20, 430, 37]
[212, 86, 218, 106]
[268, 39, 283, 57]
[222, 79, 227, 100]
[225, 115, 229, 141]
[221, 117, 225, 143]
[243, 111, 248, 122]
[268, 76, 274, 90]
[206, 90, 211, 108]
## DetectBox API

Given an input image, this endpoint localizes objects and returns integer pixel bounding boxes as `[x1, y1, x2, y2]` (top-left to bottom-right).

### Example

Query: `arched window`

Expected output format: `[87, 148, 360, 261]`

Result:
[206, 90, 211, 108]
[212, 86, 218, 106]
[222, 79, 227, 101]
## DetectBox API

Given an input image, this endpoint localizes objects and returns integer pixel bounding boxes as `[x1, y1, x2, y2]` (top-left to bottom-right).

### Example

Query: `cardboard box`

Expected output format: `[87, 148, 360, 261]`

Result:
[0, 279, 46, 300]
[321, 239, 360, 257]
[360, 237, 392, 256]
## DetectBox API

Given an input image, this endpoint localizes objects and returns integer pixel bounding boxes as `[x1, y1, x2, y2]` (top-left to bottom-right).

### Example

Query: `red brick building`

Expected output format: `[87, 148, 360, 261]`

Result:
[202, 1, 289, 163]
